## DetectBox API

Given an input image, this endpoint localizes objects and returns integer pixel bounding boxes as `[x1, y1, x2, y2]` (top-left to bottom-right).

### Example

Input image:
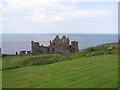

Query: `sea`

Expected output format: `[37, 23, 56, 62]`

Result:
[1, 33, 118, 54]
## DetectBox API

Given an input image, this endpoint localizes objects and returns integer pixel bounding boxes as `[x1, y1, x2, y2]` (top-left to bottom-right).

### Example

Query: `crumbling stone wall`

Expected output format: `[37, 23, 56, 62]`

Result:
[70, 41, 79, 52]
[31, 35, 79, 55]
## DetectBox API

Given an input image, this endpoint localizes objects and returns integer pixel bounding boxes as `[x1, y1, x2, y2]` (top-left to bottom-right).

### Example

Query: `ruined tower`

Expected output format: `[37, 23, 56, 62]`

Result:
[61, 36, 69, 49]
[70, 41, 79, 52]
[31, 41, 40, 54]
[31, 35, 79, 55]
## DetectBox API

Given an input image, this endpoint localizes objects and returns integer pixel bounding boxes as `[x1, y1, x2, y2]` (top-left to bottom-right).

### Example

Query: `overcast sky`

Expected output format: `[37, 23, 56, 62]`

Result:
[0, 0, 119, 34]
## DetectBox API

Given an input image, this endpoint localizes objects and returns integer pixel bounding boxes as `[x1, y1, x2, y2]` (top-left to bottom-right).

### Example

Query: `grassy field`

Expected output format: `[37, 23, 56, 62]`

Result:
[3, 55, 118, 88]
[2, 54, 66, 70]
[2, 43, 118, 88]
[2, 43, 118, 70]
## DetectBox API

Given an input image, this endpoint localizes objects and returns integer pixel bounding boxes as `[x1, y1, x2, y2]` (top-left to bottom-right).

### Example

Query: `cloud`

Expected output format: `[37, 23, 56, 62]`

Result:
[0, 2, 7, 21]
[26, 9, 113, 22]
[1, 0, 114, 23]
[66, 9, 113, 18]
[0, 3, 2, 16]
[6, 0, 67, 11]
[1, 0, 117, 34]
[26, 14, 67, 22]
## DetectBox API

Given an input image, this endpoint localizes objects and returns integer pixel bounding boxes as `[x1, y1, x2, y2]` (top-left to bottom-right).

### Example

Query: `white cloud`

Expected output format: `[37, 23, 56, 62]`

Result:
[6, 0, 64, 10]
[51, 15, 66, 21]
[66, 9, 113, 18]
[1, 0, 115, 23]
[26, 9, 113, 22]
[26, 14, 67, 22]
[0, 3, 2, 16]
[1, 0, 117, 34]
[1, 0, 118, 12]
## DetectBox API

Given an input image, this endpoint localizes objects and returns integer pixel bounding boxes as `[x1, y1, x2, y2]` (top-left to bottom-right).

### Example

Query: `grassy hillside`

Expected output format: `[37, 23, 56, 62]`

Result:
[2, 54, 66, 70]
[2, 43, 118, 88]
[3, 55, 118, 88]
[2, 43, 118, 70]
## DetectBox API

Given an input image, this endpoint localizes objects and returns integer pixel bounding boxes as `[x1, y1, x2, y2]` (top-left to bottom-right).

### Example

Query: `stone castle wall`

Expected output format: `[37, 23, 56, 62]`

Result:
[31, 35, 79, 55]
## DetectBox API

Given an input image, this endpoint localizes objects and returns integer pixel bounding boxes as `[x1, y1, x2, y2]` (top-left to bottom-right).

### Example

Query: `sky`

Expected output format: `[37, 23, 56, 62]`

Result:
[0, 0, 119, 34]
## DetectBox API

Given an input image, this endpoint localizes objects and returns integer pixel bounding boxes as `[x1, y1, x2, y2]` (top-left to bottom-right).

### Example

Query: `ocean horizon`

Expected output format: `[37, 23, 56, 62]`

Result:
[2, 33, 118, 54]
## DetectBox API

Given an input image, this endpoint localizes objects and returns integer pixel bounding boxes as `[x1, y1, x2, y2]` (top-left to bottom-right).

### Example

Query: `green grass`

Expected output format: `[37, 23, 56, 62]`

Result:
[2, 54, 66, 70]
[2, 43, 118, 71]
[3, 55, 118, 88]
[2, 43, 118, 88]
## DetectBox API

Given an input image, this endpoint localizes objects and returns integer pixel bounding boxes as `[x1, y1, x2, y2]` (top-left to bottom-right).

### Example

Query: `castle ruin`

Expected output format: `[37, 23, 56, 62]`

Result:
[31, 35, 79, 55]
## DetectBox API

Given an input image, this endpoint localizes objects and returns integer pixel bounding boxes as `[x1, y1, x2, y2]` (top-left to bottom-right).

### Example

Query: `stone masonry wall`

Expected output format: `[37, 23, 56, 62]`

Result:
[31, 35, 79, 55]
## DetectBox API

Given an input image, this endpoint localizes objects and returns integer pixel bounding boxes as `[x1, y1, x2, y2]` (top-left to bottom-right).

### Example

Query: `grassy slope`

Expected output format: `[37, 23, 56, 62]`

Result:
[2, 54, 66, 70]
[3, 55, 118, 88]
[2, 43, 118, 70]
